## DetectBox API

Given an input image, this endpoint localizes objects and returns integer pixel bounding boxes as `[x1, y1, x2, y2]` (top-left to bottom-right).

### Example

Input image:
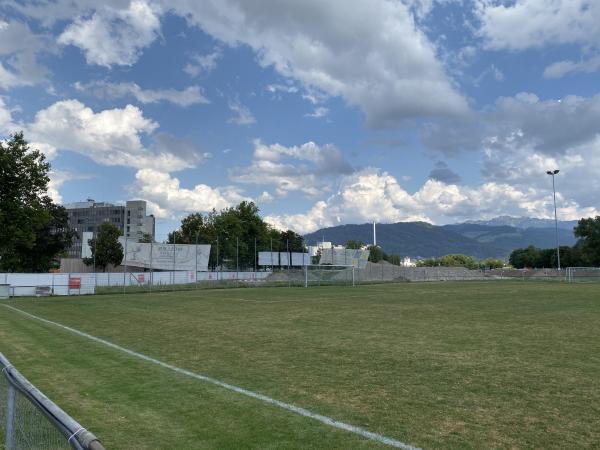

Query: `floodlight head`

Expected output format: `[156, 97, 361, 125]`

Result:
[546, 171, 553, 175]
[553, 169, 560, 174]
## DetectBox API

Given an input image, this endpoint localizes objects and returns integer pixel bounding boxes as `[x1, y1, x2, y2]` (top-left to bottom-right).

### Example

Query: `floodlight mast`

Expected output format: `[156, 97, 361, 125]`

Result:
[546, 169, 561, 270]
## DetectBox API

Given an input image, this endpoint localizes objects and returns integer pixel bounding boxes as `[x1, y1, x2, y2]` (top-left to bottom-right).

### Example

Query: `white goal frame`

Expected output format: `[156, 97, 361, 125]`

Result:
[303, 264, 356, 288]
[565, 267, 600, 283]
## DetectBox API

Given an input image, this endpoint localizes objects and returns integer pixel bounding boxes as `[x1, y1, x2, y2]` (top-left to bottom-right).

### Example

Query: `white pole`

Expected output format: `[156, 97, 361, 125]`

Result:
[305, 263, 308, 288]
[123, 237, 128, 295]
[149, 242, 153, 293]
[373, 221, 377, 246]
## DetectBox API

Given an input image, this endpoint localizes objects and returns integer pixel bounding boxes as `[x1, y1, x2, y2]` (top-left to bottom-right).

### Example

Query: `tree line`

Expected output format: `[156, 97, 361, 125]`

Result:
[509, 217, 600, 268]
[166, 201, 304, 269]
[417, 254, 505, 269]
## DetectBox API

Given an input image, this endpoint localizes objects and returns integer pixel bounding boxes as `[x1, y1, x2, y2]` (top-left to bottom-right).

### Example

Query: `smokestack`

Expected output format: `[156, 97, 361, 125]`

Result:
[373, 221, 377, 247]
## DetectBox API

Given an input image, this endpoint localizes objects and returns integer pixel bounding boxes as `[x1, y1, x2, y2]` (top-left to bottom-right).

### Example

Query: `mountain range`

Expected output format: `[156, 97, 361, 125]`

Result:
[303, 217, 579, 260]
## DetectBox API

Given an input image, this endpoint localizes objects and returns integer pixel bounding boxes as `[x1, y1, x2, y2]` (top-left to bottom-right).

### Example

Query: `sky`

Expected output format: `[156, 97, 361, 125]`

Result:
[1, 0, 599, 239]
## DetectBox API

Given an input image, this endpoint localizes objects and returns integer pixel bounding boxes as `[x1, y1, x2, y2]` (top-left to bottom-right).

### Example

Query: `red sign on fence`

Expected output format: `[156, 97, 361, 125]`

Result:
[68, 277, 81, 289]
[137, 274, 145, 283]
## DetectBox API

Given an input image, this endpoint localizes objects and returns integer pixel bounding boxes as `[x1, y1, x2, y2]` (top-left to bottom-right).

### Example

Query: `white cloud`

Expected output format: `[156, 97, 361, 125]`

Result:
[543, 55, 600, 79]
[0, 20, 51, 89]
[265, 168, 597, 234]
[258, 191, 274, 203]
[266, 84, 299, 95]
[0, 97, 16, 132]
[135, 168, 248, 218]
[74, 81, 209, 106]
[27, 99, 196, 171]
[227, 100, 256, 125]
[230, 140, 353, 197]
[170, 0, 469, 126]
[47, 170, 92, 204]
[184, 50, 222, 77]
[305, 107, 329, 118]
[476, 0, 600, 51]
[58, 0, 161, 67]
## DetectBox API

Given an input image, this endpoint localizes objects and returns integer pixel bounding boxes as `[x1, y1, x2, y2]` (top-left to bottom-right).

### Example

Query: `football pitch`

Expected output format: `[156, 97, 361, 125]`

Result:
[1, 282, 599, 449]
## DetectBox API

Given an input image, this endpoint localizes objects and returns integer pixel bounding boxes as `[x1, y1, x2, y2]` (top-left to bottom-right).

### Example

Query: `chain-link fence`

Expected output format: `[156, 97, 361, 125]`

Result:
[1, 264, 584, 298]
[0, 353, 105, 450]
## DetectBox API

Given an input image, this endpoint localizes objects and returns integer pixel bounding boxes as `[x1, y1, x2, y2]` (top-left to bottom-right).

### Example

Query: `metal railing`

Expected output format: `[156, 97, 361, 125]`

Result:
[1, 353, 105, 450]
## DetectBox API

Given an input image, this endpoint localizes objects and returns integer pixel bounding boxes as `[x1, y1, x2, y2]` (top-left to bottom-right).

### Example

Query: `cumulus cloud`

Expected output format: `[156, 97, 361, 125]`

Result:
[134, 168, 248, 218]
[27, 99, 197, 171]
[227, 100, 256, 125]
[476, 0, 600, 51]
[423, 92, 600, 157]
[265, 168, 597, 234]
[58, 0, 161, 67]
[74, 81, 209, 106]
[230, 140, 353, 197]
[423, 91, 600, 219]
[0, 20, 52, 89]
[169, 0, 468, 126]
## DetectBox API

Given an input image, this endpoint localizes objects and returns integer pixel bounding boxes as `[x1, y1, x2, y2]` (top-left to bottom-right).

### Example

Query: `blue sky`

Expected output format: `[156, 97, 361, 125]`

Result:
[1, 0, 599, 239]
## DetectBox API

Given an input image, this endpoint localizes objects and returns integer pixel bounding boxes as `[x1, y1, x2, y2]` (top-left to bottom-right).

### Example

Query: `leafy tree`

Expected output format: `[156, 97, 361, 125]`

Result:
[168, 201, 304, 270]
[0, 132, 73, 272]
[574, 216, 600, 266]
[84, 222, 123, 271]
[479, 258, 505, 269]
[367, 245, 384, 262]
[439, 254, 477, 269]
[277, 229, 305, 252]
[384, 253, 401, 265]
[346, 240, 365, 249]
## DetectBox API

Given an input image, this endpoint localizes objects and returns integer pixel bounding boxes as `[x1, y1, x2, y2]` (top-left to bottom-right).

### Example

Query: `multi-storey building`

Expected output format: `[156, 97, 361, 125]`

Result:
[65, 199, 155, 257]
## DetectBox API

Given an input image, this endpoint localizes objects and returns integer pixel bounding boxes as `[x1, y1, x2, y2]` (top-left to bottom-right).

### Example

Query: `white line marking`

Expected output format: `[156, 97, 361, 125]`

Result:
[2, 304, 419, 449]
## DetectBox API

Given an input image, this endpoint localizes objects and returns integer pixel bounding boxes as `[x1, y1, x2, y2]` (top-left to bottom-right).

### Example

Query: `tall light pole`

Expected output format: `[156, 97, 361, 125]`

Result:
[546, 169, 561, 270]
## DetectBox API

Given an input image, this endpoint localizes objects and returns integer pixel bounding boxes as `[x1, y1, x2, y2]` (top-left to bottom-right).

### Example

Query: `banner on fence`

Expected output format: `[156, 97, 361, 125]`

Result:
[119, 239, 211, 271]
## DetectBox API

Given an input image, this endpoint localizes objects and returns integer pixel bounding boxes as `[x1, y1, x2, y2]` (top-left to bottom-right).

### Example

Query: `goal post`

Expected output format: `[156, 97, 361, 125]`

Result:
[303, 264, 356, 288]
[565, 267, 600, 283]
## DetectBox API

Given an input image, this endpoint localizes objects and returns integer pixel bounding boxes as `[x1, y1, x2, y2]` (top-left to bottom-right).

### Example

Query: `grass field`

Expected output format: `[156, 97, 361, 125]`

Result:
[1, 281, 599, 449]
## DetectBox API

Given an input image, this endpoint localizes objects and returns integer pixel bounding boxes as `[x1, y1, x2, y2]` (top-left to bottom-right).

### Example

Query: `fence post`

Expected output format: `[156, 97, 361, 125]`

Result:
[123, 237, 128, 295]
[352, 267, 355, 287]
[5, 382, 16, 450]
[305, 263, 308, 288]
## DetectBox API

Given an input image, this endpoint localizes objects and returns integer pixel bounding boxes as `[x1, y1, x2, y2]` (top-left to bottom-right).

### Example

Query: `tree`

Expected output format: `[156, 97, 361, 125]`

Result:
[574, 216, 600, 266]
[0, 132, 73, 272]
[479, 258, 504, 269]
[84, 223, 123, 271]
[346, 240, 365, 249]
[168, 201, 303, 270]
[277, 229, 305, 252]
[367, 245, 384, 263]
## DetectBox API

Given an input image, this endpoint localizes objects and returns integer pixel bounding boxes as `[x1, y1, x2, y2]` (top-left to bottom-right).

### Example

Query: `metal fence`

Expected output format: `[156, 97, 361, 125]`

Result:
[0, 353, 105, 450]
[2, 264, 590, 299]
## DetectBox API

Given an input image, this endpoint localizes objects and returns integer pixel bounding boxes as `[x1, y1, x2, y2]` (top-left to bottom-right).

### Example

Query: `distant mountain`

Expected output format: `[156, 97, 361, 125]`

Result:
[442, 223, 576, 257]
[304, 221, 578, 260]
[465, 216, 578, 231]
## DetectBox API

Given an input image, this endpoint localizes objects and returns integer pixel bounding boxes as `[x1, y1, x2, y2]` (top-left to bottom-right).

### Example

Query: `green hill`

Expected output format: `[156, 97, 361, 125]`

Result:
[304, 221, 577, 259]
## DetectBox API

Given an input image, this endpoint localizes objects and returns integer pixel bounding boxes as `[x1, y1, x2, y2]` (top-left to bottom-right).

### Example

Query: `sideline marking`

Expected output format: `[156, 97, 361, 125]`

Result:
[2, 303, 420, 450]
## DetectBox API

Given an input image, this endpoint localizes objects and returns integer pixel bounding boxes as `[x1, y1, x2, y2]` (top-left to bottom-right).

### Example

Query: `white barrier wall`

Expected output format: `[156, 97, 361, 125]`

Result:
[0, 271, 272, 296]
